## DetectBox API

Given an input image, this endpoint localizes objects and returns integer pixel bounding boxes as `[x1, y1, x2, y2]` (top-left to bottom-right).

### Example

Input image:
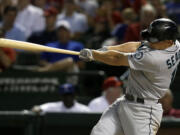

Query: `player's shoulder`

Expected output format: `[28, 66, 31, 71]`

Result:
[137, 41, 151, 51]
[175, 40, 180, 47]
[131, 41, 153, 60]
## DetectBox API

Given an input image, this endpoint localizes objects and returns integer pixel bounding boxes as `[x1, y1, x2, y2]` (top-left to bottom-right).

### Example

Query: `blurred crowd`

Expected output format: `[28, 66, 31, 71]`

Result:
[31, 78, 180, 118]
[0, 0, 179, 117]
[0, 0, 180, 73]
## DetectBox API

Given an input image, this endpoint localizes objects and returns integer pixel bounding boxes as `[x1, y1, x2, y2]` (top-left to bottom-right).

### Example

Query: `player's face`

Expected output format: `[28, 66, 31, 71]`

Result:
[149, 40, 173, 50]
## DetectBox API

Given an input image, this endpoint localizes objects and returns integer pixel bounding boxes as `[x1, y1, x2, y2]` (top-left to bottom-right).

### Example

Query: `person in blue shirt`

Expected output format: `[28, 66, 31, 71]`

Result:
[41, 21, 84, 63]
[38, 20, 83, 72]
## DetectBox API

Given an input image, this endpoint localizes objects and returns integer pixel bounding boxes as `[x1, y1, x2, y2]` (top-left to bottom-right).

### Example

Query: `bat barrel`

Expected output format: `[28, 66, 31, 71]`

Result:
[0, 38, 80, 55]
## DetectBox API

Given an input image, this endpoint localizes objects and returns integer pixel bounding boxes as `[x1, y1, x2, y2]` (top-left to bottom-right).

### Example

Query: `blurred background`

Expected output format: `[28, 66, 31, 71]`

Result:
[0, 0, 179, 135]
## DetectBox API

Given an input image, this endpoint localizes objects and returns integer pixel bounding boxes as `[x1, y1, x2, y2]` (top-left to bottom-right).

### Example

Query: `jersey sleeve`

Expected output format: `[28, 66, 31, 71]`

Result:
[128, 51, 160, 72]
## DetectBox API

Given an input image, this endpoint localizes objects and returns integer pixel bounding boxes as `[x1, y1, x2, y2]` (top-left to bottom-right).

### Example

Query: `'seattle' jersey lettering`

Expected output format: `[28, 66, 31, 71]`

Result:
[126, 40, 180, 100]
[166, 50, 180, 69]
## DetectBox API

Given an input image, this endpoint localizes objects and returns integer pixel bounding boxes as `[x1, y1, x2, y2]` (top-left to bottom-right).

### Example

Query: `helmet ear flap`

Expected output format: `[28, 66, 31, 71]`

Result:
[141, 29, 159, 43]
[141, 29, 150, 40]
[163, 26, 177, 41]
[141, 18, 179, 43]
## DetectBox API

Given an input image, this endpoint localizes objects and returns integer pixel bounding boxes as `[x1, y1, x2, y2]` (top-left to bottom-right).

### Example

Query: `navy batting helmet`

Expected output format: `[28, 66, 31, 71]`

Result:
[141, 18, 178, 43]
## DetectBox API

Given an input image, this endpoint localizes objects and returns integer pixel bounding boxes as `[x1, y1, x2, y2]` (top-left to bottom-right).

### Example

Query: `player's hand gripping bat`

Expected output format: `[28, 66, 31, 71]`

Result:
[0, 38, 80, 55]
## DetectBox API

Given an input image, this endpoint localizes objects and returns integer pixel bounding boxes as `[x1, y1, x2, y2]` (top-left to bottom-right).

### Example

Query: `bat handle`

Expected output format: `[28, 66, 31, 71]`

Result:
[71, 51, 80, 55]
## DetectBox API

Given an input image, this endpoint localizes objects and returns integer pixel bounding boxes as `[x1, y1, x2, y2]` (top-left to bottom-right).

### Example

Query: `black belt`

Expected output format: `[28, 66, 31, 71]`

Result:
[125, 94, 144, 104]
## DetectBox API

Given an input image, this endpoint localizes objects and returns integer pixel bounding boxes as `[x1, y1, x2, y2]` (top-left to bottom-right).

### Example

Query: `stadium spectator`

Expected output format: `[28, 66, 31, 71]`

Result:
[14, 0, 45, 39]
[32, 83, 90, 113]
[0, 0, 14, 21]
[88, 76, 123, 113]
[95, 0, 123, 31]
[28, 7, 58, 45]
[38, 20, 84, 70]
[132, 0, 147, 14]
[159, 89, 180, 118]
[74, 0, 99, 17]
[47, 0, 64, 11]
[165, 0, 180, 24]
[31, 0, 47, 9]
[57, 0, 88, 38]
[0, 6, 26, 41]
[111, 8, 137, 43]
[86, 17, 110, 49]
[37, 20, 84, 85]
[148, 0, 167, 18]
[111, 0, 131, 10]
[124, 4, 156, 42]
[0, 28, 16, 72]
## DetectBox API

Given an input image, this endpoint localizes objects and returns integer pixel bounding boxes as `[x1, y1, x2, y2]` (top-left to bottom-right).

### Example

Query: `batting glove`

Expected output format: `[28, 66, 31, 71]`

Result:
[79, 49, 94, 62]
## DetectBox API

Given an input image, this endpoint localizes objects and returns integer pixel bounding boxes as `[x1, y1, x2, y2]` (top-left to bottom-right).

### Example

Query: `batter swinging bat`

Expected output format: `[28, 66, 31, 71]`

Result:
[0, 38, 80, 55]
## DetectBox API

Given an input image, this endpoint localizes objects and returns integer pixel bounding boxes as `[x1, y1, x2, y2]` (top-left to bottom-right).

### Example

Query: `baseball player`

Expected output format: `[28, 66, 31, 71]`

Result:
[79, 18, 180, 135]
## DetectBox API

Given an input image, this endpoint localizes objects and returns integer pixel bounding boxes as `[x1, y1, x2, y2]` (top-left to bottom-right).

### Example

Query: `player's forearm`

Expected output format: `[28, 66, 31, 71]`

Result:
[92, 50, 129, 66]
[106, 42, 141, 53]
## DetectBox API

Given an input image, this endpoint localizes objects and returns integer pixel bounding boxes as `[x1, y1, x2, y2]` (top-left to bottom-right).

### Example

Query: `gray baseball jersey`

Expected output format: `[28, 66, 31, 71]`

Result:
[127, 40, 180, 100]
[91, 41, 180, 135]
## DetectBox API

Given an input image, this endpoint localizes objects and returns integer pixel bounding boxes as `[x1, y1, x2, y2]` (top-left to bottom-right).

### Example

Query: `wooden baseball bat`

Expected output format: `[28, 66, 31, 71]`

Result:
[0, 38, 80, 55]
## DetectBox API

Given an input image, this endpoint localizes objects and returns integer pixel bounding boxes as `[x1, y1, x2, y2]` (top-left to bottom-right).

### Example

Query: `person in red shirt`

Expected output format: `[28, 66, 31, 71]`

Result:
[159, 89, 180, 118]
[132, 0, 147, 14]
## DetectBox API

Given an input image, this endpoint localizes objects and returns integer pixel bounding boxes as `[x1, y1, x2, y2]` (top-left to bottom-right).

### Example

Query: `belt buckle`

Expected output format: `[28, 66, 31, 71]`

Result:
[126, 94, 134, 101]
[126, 94, 144, 104]
[137, 98, 144, 104]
